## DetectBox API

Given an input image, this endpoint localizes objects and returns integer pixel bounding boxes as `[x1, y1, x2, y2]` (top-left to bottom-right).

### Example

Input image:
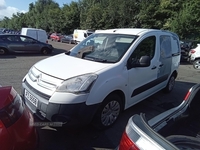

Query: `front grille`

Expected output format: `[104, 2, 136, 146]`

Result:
[25, 80, 51, 100]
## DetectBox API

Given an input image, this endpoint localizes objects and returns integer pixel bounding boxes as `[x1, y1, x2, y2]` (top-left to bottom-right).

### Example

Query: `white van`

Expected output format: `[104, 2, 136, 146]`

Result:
[22, 28, 181, 129]
[73, 29, 94, 44]
[21, 28, 48, 43]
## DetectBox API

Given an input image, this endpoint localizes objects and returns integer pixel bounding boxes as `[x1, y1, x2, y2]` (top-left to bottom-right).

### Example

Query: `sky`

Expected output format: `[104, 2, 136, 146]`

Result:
[0, 0, 74, 19]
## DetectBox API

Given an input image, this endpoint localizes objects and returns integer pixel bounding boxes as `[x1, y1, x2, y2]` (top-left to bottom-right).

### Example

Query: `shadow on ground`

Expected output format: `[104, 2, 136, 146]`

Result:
[34, 81, 196, 150]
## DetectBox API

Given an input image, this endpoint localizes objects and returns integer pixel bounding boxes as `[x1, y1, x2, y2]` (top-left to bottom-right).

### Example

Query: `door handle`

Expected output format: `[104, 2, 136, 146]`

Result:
[151, 66, 157, 70]
[159, 64, 164, 67]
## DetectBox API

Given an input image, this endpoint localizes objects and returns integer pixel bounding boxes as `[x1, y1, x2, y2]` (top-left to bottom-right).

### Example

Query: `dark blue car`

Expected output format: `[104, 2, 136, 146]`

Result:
[0, 34, 54, 55]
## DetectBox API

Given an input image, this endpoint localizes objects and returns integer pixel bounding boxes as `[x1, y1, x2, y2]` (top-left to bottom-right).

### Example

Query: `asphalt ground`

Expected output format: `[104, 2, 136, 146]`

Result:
[0, 40, 199, 150]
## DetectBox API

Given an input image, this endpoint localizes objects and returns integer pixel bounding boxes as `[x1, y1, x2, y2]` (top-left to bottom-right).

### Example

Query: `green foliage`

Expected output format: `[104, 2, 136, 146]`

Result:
[0, 0, 200, 39]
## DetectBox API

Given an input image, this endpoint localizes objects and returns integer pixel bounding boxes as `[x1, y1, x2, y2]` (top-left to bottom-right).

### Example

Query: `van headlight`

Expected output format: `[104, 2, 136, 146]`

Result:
[56, 74, 98, 93]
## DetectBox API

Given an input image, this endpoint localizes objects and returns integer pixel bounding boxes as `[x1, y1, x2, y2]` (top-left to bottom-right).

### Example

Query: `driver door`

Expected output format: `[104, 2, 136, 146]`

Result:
[127, 35, 159, 106]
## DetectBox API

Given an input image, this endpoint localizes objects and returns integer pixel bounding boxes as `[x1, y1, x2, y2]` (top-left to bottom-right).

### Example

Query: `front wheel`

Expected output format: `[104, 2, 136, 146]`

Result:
[0, 48, 8, 55]
[163, 74, 175, 93]
[193, 59, 200, 70]
[92, 94, 122, 130]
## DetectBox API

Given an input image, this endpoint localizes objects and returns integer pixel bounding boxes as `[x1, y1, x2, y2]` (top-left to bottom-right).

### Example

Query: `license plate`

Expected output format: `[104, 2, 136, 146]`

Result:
[25, 89, 38, 107]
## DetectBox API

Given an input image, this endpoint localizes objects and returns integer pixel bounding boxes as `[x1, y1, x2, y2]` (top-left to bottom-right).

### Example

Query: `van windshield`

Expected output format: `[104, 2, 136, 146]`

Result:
[69, 33, 138, 63]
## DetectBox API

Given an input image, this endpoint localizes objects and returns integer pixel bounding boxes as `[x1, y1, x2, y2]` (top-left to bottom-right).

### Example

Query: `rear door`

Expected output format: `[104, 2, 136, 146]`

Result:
[157, 35, 172, 87]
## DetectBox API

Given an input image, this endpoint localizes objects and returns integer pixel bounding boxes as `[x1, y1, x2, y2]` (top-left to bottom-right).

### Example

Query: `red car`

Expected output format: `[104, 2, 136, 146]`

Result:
[0, 86, 38, 150]
[50, 33, 63, 42]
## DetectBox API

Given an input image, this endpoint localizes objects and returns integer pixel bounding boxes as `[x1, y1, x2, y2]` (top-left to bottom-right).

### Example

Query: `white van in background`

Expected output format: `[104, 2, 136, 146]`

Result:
[73, 29, 94, 44]
[21, 28, 48, 43]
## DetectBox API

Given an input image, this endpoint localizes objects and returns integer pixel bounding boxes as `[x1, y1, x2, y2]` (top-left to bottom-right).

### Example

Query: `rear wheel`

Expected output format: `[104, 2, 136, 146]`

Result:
[0, 48, 8, 55]
[41, 48, 51, 55]
[193, 59, 200, 70]
[92, 94, 122, 130]
[166, 135, 200, 149]
[163, 74, 175, 93]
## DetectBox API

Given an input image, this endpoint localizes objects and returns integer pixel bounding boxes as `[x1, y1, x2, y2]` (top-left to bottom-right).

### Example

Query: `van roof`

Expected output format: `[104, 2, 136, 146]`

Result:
[21, 27, 45, 31]
[95, 28, 178, 37]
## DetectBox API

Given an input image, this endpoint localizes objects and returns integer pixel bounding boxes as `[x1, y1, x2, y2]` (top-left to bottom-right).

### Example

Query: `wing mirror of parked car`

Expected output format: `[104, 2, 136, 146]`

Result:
[128, 55, 151, 69]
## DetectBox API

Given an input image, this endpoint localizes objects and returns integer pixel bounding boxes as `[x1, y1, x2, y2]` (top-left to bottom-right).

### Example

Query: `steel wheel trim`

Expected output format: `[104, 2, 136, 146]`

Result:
[168, 76, 175, 91]
[194, 60, 200, 69]
[101, 100, 120, 126]
[0, 49, 5, 54]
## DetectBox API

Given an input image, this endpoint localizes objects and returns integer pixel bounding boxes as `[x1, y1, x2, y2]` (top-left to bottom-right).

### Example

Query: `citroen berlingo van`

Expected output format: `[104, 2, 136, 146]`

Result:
[22, 28, 181, 129]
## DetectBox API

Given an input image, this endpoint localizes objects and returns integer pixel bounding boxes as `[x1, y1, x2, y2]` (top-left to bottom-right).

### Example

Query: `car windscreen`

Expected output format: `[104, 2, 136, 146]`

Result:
[69, 33, 138, 63]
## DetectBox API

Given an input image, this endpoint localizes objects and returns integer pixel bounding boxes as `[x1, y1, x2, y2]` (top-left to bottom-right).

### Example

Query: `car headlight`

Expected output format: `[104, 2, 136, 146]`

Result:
[56, 74, 98, 93]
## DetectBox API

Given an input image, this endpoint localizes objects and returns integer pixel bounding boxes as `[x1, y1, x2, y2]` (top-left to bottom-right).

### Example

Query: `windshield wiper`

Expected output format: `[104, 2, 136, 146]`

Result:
[84, 56, 115, 63]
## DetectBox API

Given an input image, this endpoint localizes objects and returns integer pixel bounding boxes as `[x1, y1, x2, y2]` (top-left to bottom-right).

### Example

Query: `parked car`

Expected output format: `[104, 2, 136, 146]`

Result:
[0, 34, 53, 55]
[188, 43, 200, 69]
[61, 34, 75, 44]
[118, 83, 200, 150]
[180, 41, 190, 61]
[50, 33, 63, 42]
[22, 28, 181, 130]
[0, 86, 38, 150]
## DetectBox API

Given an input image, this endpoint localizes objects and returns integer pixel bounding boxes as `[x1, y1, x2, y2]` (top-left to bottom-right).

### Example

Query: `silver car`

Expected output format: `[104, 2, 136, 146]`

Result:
[118, 83, 200, 149]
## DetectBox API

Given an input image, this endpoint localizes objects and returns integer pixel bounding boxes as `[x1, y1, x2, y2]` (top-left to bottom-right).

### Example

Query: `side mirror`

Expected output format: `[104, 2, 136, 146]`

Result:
[128, 55, 151, 69]
[138, 55, 151, 67]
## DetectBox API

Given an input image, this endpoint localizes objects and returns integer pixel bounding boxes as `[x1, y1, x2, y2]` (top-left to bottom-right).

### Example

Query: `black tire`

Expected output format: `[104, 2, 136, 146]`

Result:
[163, 74, 175, 93]
[92, 94, 122, 130]
[0, 48, 8, 55]
[41, 48, 51, 55]
[166, 135, 200, 149]
[193, 59, 200, 70]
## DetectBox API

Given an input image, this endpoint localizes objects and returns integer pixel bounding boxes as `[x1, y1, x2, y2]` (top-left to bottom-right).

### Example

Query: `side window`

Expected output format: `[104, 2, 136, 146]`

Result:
[160, 35, 171, 58]
[171, 36, 180, 54]
[84, 33, 87, 38]
[20, 36, 34, 43]
[6, 35, 21, 42]
[129, 36, 156, 63]
[0, 36, 7, 41]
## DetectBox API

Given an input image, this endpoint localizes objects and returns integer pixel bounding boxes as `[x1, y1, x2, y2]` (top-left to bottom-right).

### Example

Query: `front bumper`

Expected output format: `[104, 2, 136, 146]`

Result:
[22, 81, 100, 128]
